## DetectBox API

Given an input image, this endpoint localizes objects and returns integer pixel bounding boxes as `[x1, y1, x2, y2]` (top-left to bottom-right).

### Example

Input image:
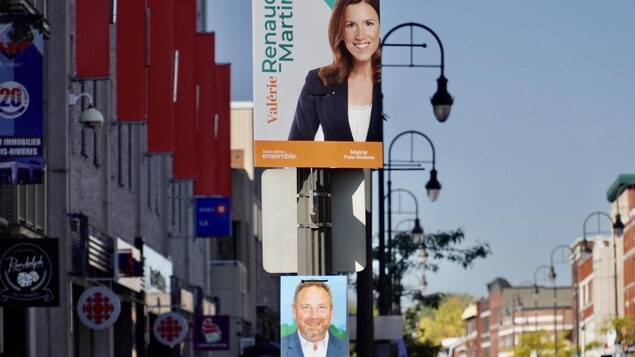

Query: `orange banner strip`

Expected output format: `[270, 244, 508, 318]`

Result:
[255, 141, 383, 168]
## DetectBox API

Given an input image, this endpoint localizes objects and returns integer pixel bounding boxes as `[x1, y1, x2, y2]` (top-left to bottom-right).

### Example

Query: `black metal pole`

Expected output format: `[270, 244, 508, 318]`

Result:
[378, 168, 388, 315]
[297, 168, 332, 276]
[357, 171, 374, 355]
[387, 177, 393, 314]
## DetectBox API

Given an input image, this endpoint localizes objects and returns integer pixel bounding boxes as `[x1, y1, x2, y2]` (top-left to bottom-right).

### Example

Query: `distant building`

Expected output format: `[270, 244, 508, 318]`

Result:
[463, 278, 573, 357]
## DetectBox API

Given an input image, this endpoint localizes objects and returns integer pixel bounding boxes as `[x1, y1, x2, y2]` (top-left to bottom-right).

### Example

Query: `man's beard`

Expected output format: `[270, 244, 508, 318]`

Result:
[299, 318, 328, 342]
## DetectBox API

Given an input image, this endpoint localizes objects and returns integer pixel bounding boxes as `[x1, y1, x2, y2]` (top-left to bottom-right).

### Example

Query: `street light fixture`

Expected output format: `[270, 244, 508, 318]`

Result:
[379, 131, 439, 315]
[370, 22, 451, 352]
[549, 244, 575, 355]
[580, 211, 617, 356]
[582, 211, 618, 316]
[381, 22, 454, 122]
[533, 264, 551, 331]
[385, 187, 426, 314]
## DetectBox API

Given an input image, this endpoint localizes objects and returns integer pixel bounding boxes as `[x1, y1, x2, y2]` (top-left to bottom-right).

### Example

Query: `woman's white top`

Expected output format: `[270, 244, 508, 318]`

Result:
[348, 104, 372, 142]
[313, 104, 372, 142]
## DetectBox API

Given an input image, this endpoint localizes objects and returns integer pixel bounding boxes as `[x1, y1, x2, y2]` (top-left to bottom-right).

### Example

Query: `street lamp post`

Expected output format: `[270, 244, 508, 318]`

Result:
[385, 187, 425, 313]
[378, 130, 440, 315]
[533, 264, 551, 331]
[549, 244, 576, 355]
[370, 22, 451, 354]
[580, 211, 613, 356]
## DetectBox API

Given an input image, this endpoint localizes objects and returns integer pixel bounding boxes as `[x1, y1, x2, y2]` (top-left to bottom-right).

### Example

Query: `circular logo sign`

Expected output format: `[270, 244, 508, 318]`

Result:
[153, 312, 189, 346]
[0, 81, 29, 119]
[0, 241, 54, 303]
[77, 286, 121, 330]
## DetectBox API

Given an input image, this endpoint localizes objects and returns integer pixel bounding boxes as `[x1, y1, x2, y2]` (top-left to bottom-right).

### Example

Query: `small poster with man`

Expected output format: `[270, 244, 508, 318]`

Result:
[280, 275, 348, 356]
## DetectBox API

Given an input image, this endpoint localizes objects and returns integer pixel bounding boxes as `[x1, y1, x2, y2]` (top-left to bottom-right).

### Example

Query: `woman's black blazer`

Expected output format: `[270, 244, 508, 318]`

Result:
[288, 68, 383, 142]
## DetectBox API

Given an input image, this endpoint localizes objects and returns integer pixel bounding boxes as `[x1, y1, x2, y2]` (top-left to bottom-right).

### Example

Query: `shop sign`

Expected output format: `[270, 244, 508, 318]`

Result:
[0, 238, 59, 306]
[77, 286, 121, 330]
[195, 315, 230, 351]
[153, 312, 188, 346]
[195, 197, 231, 237]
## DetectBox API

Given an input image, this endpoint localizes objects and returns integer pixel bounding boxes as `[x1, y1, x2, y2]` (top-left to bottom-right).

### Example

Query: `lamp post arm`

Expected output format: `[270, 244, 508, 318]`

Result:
[387, 130, 437, 172]
[385, 188, 420, 219]
[582, 211, 613, 239]
[382, 22, 446, 76]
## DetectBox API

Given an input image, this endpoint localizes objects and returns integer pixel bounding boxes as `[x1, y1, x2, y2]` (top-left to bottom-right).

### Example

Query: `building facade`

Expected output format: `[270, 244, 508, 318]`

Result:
[0, 1, 276, 356]
[463, 278, 573, 357]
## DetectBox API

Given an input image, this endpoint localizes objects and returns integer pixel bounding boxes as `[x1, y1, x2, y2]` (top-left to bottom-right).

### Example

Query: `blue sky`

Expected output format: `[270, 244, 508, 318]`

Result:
[209, 1, 635, 297]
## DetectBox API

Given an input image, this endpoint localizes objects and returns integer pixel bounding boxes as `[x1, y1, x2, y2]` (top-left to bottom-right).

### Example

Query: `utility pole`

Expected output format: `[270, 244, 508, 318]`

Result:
[296, 168, 332, 276]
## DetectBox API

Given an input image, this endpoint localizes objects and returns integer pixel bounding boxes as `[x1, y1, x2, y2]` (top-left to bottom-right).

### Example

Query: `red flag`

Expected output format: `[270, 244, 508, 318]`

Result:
[76, 0, 109, 77]
[116, 0, 147, 121]
[147, 0, 176, 153]
[172, 0, 197, 179]
[193, 34, 216, 196]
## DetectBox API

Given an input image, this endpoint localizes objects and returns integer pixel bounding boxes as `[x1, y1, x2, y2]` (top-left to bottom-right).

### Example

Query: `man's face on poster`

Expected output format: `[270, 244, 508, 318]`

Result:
[292, 286, 334, 342]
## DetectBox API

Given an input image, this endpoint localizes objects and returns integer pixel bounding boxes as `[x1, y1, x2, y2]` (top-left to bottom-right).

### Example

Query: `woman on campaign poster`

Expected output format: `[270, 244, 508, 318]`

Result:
[253, 0, 383, 168]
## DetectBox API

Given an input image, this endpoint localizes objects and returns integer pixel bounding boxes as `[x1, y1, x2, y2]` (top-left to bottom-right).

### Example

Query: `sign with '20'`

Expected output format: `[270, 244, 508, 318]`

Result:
[0, 81, 29, 119]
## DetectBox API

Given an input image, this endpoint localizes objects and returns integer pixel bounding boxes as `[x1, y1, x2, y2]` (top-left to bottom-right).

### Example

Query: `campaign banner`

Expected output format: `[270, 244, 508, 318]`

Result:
[252, 0, 383, 168]
[194, 315, 230, 351]
[0, 18, 44, 184]
[280, 275, 349, 355]
[195, 197, 231, 237]
[0, 238, 59, 307]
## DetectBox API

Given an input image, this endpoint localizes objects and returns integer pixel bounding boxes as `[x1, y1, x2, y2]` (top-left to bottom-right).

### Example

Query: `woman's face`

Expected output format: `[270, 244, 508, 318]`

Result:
[342, 2, 380, 65]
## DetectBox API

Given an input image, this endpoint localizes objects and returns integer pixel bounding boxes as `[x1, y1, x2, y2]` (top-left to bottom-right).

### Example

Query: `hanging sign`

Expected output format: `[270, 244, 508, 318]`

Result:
[153, 311, 189, 346]
[195, 197, 231, 237]
[194, 315, 230, 351]
[77, 286, 121, 329]
[0, 238, 59, 306]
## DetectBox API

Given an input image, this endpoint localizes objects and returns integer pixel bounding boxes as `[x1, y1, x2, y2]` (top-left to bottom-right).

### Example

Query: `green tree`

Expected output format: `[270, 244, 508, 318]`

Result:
[512, 330, 574, 357]
[403, 294, 473, 356]
[600, 315, 635, 348]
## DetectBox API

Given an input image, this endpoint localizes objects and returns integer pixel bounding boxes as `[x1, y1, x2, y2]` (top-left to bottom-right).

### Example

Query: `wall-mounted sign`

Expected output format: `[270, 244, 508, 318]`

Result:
[195, 315, 230, 351]
[0, 238, 59, 307]
[77, 286, 121, 329]
[153, 312, 189, 346]
[195, 197, 231, 237]
[0, 16, 45, 184]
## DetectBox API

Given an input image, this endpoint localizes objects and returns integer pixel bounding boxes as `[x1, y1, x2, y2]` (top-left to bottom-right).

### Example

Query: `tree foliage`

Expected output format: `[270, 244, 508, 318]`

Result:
[403, 294, 473, 355]
[374, 228, 491, 310]
[600, 315, 635, 345]
[512, 330, 574, 357]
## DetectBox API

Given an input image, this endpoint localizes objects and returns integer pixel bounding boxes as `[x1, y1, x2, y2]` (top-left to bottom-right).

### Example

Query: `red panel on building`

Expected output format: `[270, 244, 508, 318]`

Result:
[147, 0, 175, 153]
[76, 0, 109, 77]
[172, 0, 197, 179]
[214, 64, 232, 198]
[193, 34, 216, 196]
[116, 0, 147, 121]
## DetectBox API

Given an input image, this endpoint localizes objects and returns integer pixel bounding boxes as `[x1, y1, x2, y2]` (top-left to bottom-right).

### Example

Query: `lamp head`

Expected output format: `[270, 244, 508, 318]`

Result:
[78, 105, 105, 128]
[430, 75, 453, 123]
[548, 266, 557, 282]
[613, 213, 625, 237]
[425, 169, 441, 202]
[411, 218, 424, 244]
[69, 93, 105, 128]
[580, 238, 592, 256]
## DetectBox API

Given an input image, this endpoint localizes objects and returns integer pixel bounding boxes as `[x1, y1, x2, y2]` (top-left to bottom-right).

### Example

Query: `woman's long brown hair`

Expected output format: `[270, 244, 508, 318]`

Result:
[318, 0, 381, 87]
